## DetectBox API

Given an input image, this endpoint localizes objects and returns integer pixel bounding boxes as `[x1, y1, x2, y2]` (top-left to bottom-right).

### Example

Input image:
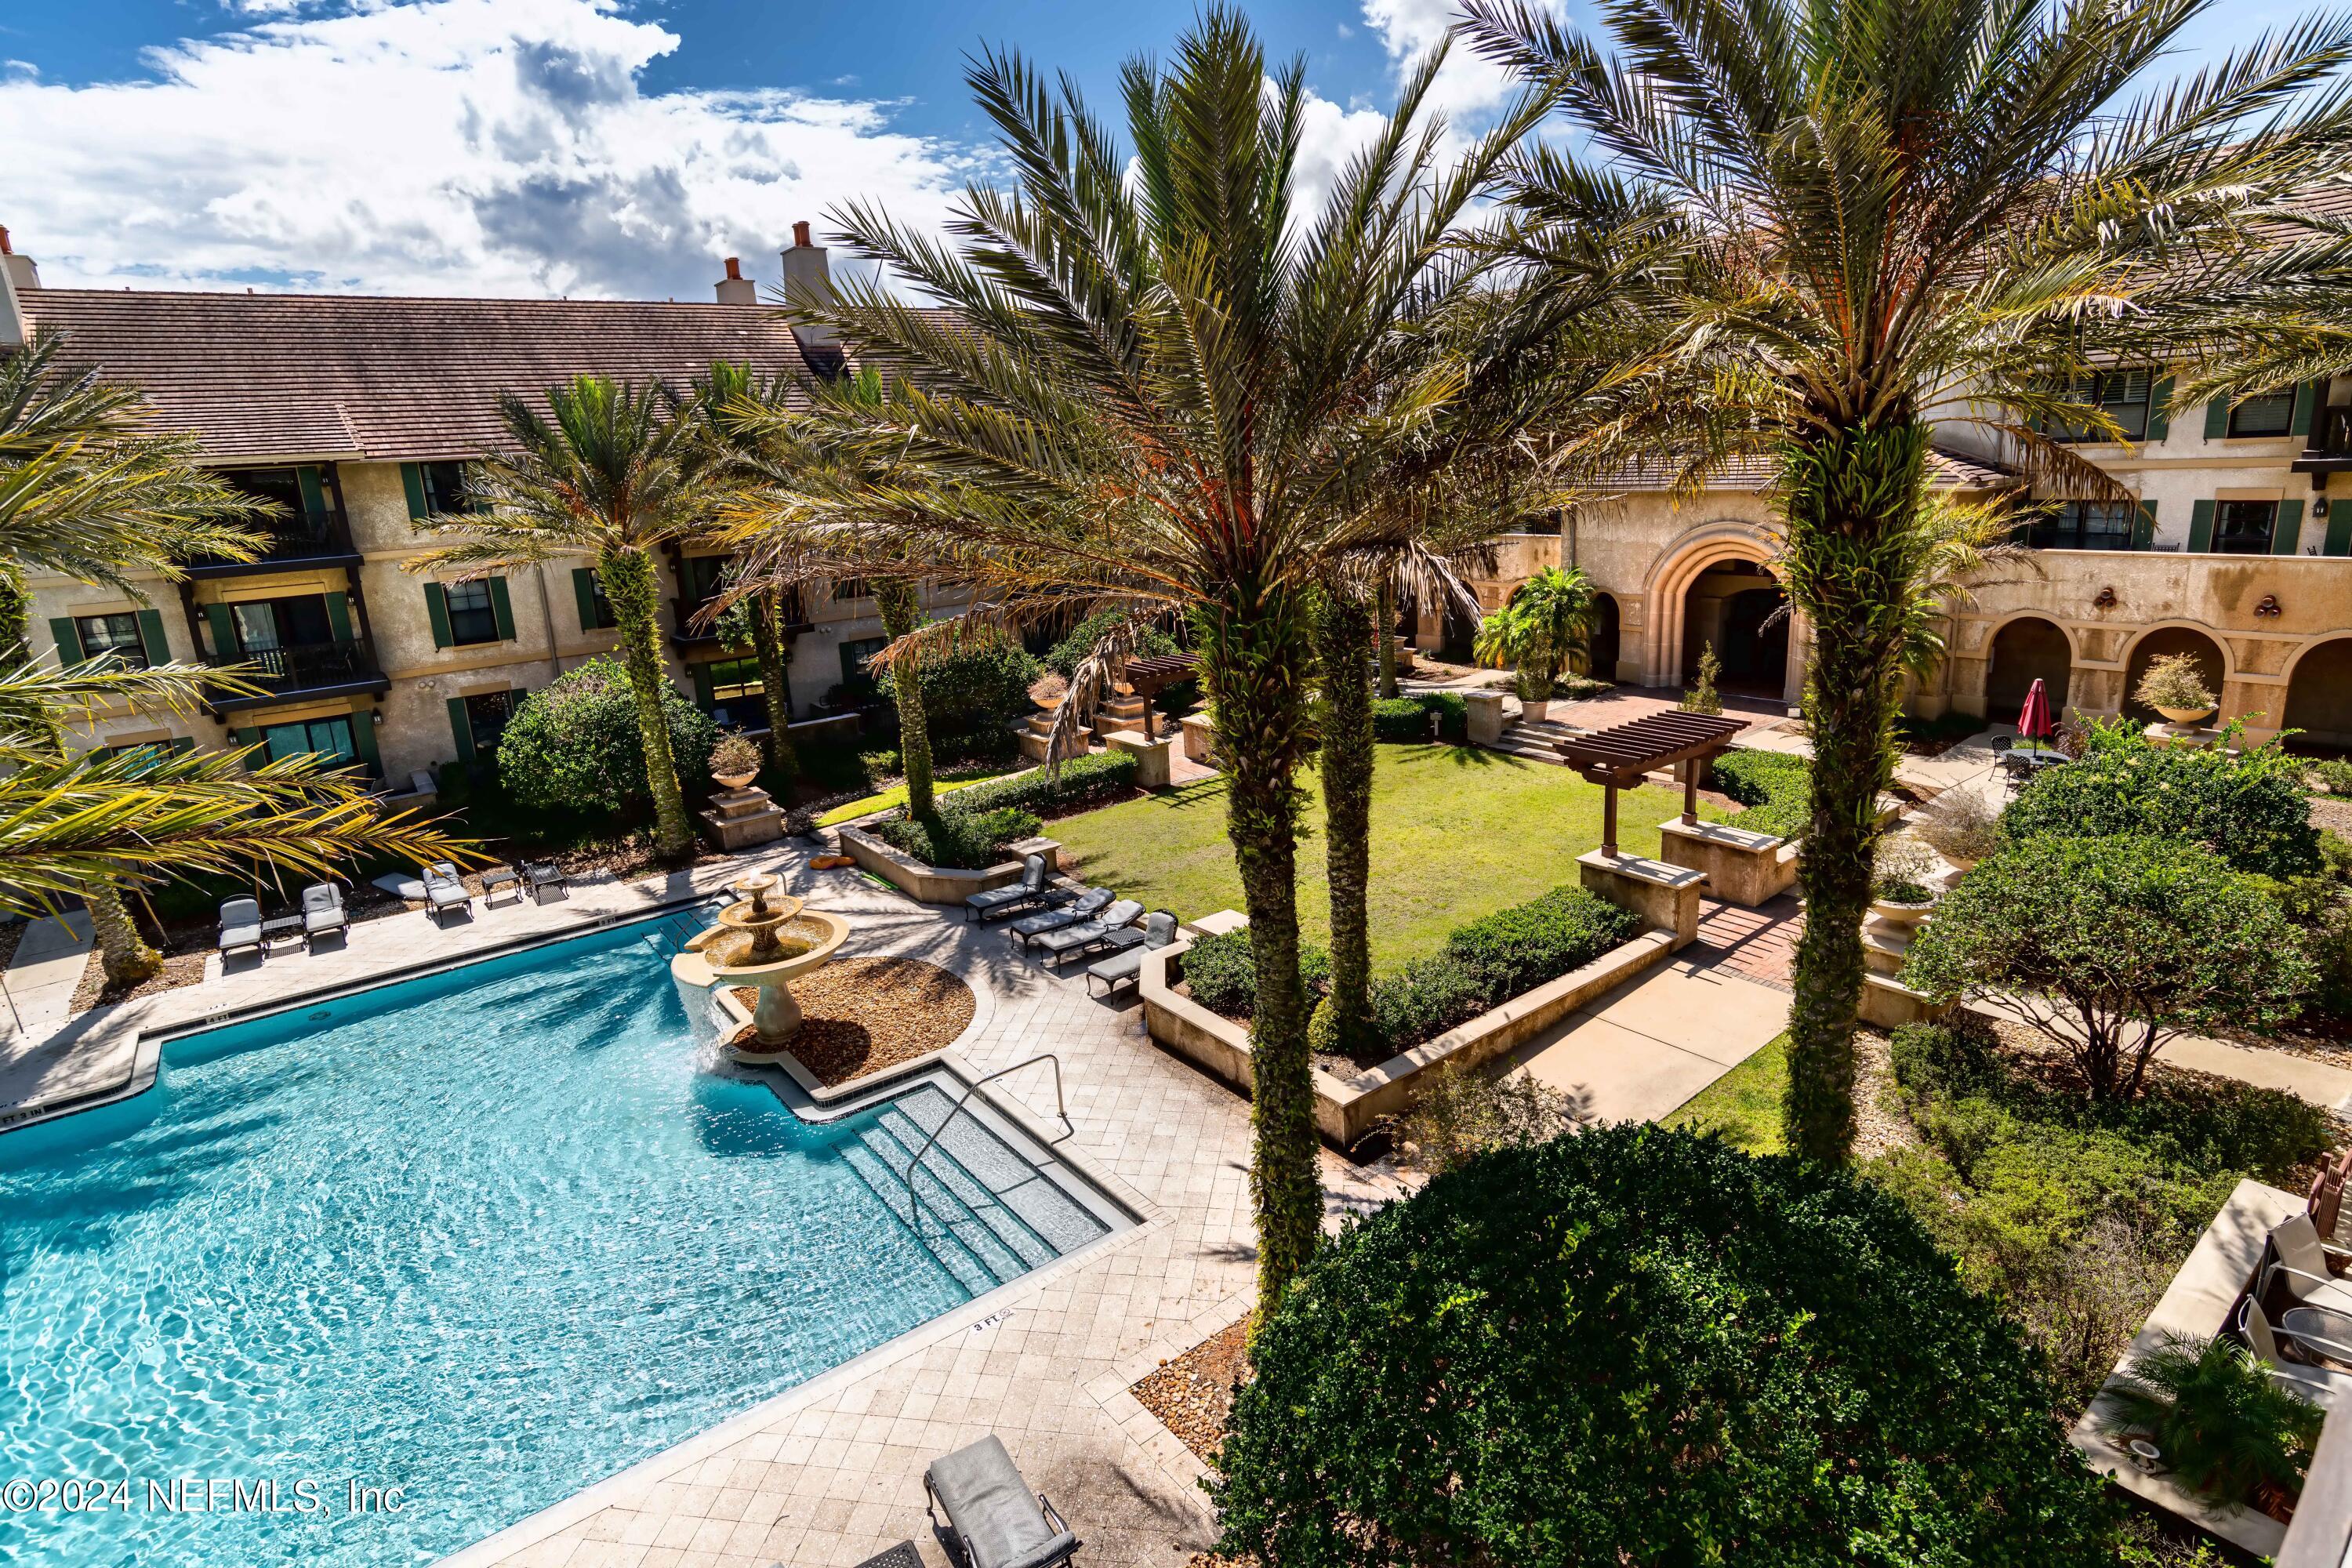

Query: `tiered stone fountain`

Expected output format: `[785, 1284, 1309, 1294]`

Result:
[681, 873, 849, 1064]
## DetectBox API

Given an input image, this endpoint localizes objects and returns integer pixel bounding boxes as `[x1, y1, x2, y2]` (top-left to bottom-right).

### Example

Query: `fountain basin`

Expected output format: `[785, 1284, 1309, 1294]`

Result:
[697, 909, 849, 1062]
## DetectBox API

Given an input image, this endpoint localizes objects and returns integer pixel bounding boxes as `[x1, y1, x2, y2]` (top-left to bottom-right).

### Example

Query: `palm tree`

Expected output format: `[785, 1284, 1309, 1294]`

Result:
[1467, 0, 2352, 1161]
[1472, 564, 1599, 701]
[411, 376, 707, 861]
[1, 329, 274, 984]
[747, 9, 1551, 1310]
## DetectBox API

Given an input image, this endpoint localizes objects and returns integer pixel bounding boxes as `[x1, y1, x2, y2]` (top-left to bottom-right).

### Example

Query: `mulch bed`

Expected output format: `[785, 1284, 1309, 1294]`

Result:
[2310, 794, 2352, 838]
[729, 956, 975, 1086]
[71, 949, 207, 1014]
[1131, 1318, 1251, 1467]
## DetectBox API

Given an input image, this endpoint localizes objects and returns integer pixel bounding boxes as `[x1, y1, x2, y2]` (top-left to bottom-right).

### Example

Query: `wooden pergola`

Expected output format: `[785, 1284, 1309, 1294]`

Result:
[1120, 653, 1199, 741]
[1555, 710, 1749, 858]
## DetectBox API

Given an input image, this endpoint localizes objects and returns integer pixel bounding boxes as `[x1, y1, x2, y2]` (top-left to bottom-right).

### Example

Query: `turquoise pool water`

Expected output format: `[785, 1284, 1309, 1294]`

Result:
[0, 918, 1102, 1567]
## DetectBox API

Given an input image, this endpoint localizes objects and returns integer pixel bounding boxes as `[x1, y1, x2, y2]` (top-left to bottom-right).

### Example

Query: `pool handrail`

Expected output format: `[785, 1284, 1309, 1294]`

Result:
[902, 1054, 1074, 1225]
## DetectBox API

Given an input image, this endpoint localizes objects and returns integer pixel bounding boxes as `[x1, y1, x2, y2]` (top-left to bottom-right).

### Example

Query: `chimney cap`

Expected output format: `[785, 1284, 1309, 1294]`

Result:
[792, 221, 813, 248]
[724, 256, 742, 280]
[0, 227, 12, 256]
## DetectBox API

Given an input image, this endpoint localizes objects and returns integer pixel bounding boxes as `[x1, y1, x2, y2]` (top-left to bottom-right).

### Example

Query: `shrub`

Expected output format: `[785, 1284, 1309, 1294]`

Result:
[1181, 927, 1328, 1019]
[1679, 640, 1723, 713]
[2001, 723, 2321, 879]
[2309, 757, 2352, 797]
[1904, 834, 2314, 1100]
[1043, 609, 1180, 678]
[496, 656, 719, 818]
[872, 805, 1040, 870]
[1385, 1055, 1587, 1175]
[2135, 652, 2216, 714]
[1215, 1124, 2119, 1568]
[1367, 887, 1639, 1054]
[947, 750, 1137, 818]
[1914, 784, 2002, 866]
[1871, 832, 1938, 902]
[1370, 691, 1468, 743]
[881, 640, 1040, 755]
[1711, 747, 1810, 840]
[2101, 1334, 2321, 1511]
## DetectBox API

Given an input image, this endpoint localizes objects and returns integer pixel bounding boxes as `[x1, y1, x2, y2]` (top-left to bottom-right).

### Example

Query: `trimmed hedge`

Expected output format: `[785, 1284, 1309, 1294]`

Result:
[872, 806, 1040, 870]
[871, 752, 1140, 869]
[1371, 691, 1468, 743]
[2002, 724, 2321, 879]
[1368, 887, 1641, 1054]
[1181, 927, 1331, 1018]
[1711, 747, 1809, 839]
[946, 750, 1138, 818]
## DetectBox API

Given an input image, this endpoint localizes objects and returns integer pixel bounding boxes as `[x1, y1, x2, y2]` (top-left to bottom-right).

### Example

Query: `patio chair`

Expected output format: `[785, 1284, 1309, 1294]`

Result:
[422, 862, 471, 927]
[217, 897, 265, 958]
[524, 861, 569, 903]
[2267, 1213, 2352, 1314]
[966, 855, 1050, 924]
[299, 883, 347, 948]
[923, 1436, 1080, 1568]
[1009, 887, 1111, 948]
[1083, 911, 1179, 997]
[1032, 899, 1144, 967]
[2241, 1297, 2352, 1403]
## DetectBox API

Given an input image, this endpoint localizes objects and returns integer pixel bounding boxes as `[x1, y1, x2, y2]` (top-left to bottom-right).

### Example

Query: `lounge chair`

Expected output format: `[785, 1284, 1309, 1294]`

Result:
[299, 883, 347, 948]
[1009, 887, 1111, 948]
[966, 855, 1051, 924]
[1032, 899, 1143, 966]
[217, 896, 264, 958]
[2240, 1298, 2352, 1402]
[2266, 1214, 2352, 1315]
[924, 1436, 1079, 1568]
[524, 861, 569, 903]
[422, 862, 470, 926]
[1084, 911, 1179, 996]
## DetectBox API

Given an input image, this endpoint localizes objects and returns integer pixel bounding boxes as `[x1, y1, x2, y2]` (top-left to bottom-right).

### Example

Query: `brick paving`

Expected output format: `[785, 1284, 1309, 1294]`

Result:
[1547, 686, 1788, 735]
[1689, 894, 1805, 990]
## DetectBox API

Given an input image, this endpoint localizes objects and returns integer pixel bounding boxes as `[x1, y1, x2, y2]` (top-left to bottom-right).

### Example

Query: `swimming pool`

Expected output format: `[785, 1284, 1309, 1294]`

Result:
[0, 915, 1114, 1567]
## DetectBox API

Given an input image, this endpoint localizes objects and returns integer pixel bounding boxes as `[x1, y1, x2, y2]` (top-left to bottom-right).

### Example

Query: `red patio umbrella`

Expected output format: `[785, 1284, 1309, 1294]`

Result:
[2017, 677, 2056, 753]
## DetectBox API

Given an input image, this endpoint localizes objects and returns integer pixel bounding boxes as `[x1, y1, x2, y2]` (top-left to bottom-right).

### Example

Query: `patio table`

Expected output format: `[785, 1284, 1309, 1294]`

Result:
[260, 914, 307, 953]
[2283, 1304, 2352, 1370]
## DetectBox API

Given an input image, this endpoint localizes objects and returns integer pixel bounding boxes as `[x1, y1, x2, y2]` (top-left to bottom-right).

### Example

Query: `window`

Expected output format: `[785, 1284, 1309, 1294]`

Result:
[831, 576, 872, 602]
[419, 461, 473, 516]
[575, 568, 618, 631]
[2053, 369, 2153, 441]
[257, 715, 358, 767]
[838, 636, 885, 684]
[463, 691, 519, 754]
[2228, 389, 2298, 438]
[443, 579, 501, 645]
[2212, 500, 2277, 554]
[681, 556, 730, 603]
[2024, 502, 2136, 551]
[700, 655, 771, 730]
[75, 612, 150, 668]
[230, 595, 333, 655]
[227, 467, 307, 514]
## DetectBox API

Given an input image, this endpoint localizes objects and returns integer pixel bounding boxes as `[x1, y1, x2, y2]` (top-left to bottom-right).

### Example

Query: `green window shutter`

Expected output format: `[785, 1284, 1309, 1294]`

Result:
[2132, 500, 2157, 550]
[323, 591, 354, 643]
[233, 726, 263, 750]
[47, 617, 84, 664]
[2293, 382, 2319, 439]
[572, 567, 600, 632]
[296, 466, 328, 515]
[2187, 499, 2216, 552]
[2147, 376, 2173, 442]
[400, 463, 429, 521]
[424, 582, 453, 648]
[134, 608, 169, 664]
[488, 575, 516, 641]
[2326, 504, 2352, 557]
[2274, 499, 2306, 555]
[205, 603, 238, 660]
[690, 662, 717, 706]
[170, 736, 195, 756]
[445, 697, 476, 764]
[350, 709, 383, 771]
[2203, 399, 2230, 441]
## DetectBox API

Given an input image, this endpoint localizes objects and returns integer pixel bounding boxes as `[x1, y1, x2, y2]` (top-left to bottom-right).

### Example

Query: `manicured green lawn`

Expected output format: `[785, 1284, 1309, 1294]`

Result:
[1665, 1033, 1788, 1156]
[813, 763, 1025, 826]
[1049, 742, 1726, 971]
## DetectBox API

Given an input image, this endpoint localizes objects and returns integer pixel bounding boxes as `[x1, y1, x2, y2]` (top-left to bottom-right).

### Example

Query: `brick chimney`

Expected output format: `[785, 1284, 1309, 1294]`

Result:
[713, 255, 757, 306]
[781, 221, 837, 348]
[0, 227, 33, 350]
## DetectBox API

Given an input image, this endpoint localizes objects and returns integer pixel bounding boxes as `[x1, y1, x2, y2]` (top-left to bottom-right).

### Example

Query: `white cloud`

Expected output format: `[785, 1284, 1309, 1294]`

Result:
[1290, 90, 1394, 223]
[1360, 0, 1563, 127]
[0, 0, 974, 299]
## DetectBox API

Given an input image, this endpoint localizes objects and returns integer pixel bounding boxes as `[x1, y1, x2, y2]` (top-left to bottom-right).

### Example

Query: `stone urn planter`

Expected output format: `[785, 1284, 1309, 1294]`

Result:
[1521, 697, 1553, 724]
[2153, 702, 2216, 728]
[1870, 891, 1938, 928]
[713, 769, 757, 790]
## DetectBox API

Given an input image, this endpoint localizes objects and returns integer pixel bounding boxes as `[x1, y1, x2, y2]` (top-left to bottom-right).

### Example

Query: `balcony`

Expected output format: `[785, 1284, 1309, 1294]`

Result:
[669, 588, 814, 647]
[206, 637, 390, 712]
[185, 509, 361, 579]
[2292, 406, 2352, 474]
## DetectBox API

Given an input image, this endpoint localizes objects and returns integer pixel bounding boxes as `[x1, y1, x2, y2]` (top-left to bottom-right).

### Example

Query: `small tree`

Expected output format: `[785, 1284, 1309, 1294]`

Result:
[1470, 566, 1597, 702]
[497, 656, 720, 819]
[1214, 1123, 2118, 1566]
[1903, 835, 2313, 1101]
[1679, 641, 1723, 715]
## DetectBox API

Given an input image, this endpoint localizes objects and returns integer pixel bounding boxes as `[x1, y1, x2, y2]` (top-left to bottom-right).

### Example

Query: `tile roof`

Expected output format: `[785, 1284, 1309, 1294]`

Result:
[16, 288, 823, 463]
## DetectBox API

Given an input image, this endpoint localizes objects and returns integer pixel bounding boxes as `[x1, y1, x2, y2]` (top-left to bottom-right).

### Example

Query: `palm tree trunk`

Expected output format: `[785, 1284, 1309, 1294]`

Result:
[0, 563, 163, 985]
[601, 546, 695, 860]
[1313, 590, 1377, 1059]
[749, 589, 797, 791]
[1775, 424, 1928, 1163]
[873, 581, 935, 819]
[1201, 592, 1321, 1322]
[1376, 582, 1399, 699]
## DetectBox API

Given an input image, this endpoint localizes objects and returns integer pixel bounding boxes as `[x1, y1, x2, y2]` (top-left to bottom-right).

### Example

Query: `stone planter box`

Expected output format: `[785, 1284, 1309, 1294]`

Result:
[1178, 712, 1218, 765]
[839, 828, 1062, 906]
[1139, 912, 1674, 1149]
[1105, 732, 1174, 789]
[1657, 818, 1798, 908]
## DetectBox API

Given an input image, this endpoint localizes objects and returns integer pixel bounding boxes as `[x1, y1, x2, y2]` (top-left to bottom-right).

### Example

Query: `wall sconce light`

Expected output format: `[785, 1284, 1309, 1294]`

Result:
[2255, 594, 2284, 618]
[2318, 495, 2332, 517]
[2092, 586, 2118, 609]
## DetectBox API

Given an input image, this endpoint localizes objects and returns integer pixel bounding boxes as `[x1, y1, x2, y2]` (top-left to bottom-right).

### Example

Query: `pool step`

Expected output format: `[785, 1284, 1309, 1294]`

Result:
[881, 1089, 1108, 1258]
[838, 1136, 1007, 1297]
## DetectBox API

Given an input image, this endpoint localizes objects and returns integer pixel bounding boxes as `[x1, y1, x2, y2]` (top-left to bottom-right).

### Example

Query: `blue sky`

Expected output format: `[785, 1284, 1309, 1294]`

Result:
[0, 0, 2311, 300]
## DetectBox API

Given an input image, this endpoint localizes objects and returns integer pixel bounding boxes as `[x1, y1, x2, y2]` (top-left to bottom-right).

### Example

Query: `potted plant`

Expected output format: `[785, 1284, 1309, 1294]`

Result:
[2136, 652, 2218, 728]
[1912, 787, 2000, 873]
[1029, 669, 1069, 711]
[710, 731, 762, 791]
[1516, 668, 1556, 724]
[2100, 1332, 2321, 1523]
[1472, 566, 1599, 727]
[1869, 833, 1941, 926]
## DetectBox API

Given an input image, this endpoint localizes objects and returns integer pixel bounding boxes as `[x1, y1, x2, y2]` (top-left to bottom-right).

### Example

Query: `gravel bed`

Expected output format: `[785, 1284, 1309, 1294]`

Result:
[728, 956, 975, 1087]
[1851, 1027, 1918, 1162]
[1132, 1318, 1250, 1467]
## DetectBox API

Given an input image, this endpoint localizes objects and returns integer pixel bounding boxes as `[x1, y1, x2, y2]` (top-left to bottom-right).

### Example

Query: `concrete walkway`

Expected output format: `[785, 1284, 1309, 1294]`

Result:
[1501, 950, 1791, 1122]
[5, 909, 92, 1036]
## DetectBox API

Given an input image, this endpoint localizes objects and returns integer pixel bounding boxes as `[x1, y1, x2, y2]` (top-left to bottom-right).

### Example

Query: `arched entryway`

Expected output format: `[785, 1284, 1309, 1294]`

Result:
[2122, 626, 2228, 725]
[1680, 561, 1791, 697]
[1588, 593, 1621, 682]
[1984, 617, 2071, 720]
[2285, 638, 2352, 752]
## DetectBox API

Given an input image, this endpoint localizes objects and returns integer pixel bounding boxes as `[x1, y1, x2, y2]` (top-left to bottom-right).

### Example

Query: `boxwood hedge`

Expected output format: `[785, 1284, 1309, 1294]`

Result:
[1710, 747, 1810, 840]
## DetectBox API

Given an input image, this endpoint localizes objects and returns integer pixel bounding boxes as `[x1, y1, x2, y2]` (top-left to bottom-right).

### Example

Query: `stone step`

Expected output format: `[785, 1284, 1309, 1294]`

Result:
[1862, 923, 1911, 977]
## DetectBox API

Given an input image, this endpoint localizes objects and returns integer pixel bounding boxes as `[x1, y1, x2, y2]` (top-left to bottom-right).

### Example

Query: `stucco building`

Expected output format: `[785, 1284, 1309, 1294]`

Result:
[0, 227, 944, 786]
